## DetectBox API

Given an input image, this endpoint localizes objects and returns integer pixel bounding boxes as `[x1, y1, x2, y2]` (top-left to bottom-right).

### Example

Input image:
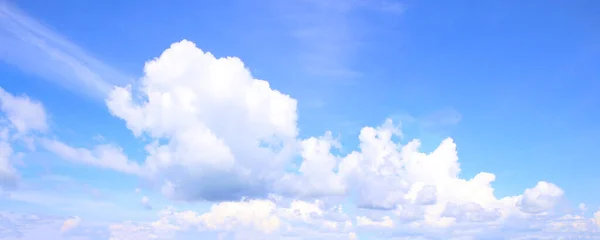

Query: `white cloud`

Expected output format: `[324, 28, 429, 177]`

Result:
[60, 216, 81, 233]
[518, 181, 564, 214]
[356, 216, 394, 228]
[196, 199, 281, 233]
[547, 214, 593, 233]
[40, 138, 143, 175]
[109, 198, 354, 240]
[0, 140, 17, 190]
[0, 87, 47, 134]
[276, 131, 346, 197]
[0, 87, 48, 190]
[283, 118, 568, 230]
[0, 2, 131, 100]
[106, 40, 299, 201]
[414, 185, 437, 205]
[106, 199, 600, 239]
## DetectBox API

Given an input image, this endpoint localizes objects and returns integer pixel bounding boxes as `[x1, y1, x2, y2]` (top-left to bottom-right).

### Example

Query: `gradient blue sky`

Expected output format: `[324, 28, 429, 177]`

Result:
[0, 0, 599, 239]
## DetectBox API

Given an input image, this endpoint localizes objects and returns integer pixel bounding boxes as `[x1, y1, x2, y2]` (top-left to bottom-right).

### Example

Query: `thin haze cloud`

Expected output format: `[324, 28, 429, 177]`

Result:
[273, 0, 403, 79]
[0, 1, 132, 100]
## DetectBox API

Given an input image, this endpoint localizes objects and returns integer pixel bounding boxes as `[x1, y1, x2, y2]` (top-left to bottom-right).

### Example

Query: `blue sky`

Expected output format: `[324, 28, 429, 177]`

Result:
[0, 0, 599, 239]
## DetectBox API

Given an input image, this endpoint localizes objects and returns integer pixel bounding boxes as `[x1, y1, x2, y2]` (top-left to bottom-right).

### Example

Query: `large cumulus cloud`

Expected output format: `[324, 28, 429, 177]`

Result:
[289, 120, 568, 229]
[106, 40, 299, 201]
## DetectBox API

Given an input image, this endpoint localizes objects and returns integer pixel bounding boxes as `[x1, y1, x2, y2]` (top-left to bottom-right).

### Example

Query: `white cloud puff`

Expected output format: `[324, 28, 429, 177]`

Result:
[0, 87, 47, 134]
[106, 40, 298, 201]
[518, 181, 564, 214]
[60, 216, 81, 233]
[276, 131, 346, 197]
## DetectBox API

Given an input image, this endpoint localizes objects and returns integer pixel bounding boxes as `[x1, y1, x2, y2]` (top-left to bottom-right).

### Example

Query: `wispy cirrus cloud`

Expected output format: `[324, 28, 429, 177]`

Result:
[0, 1, 132, 100]
[273, 0, 404, 79]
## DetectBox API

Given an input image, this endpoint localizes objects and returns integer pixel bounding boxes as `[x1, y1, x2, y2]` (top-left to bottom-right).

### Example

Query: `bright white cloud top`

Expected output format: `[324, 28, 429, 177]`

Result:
[1, 39, 600, 239]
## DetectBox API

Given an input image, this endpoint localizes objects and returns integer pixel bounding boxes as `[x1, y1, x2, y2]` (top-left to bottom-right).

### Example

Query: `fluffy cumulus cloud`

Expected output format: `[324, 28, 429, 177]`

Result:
[12, 40, 600, 239]
[106, 40, 299, 201]
[277, 131, 346, 197]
